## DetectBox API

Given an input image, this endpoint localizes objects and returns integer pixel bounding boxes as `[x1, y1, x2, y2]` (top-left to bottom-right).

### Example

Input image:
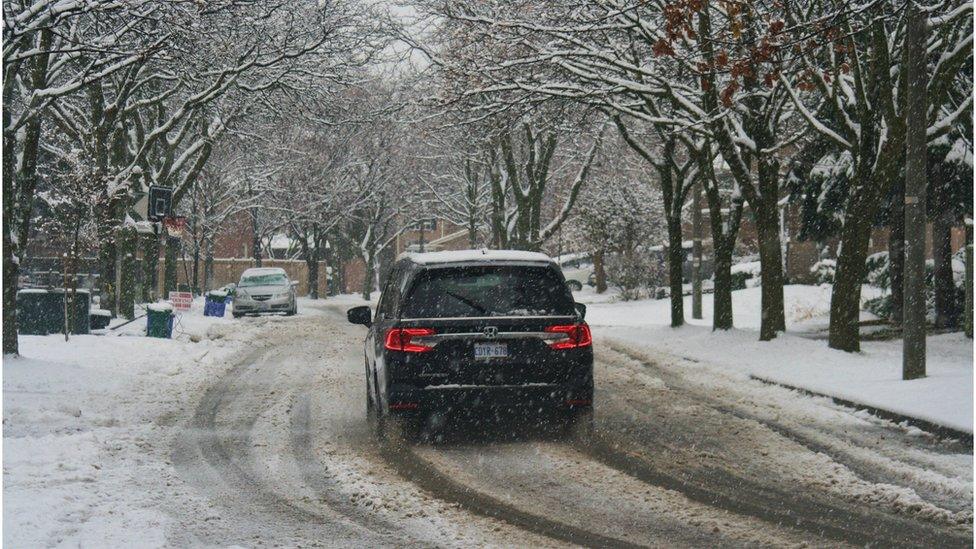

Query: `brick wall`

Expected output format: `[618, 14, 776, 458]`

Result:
[213, 211, 254, 258]
[343, 259, 367, 295]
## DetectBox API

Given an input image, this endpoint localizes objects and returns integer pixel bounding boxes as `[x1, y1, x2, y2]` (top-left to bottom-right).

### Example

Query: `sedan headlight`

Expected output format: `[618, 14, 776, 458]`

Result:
[237, 289, 249, 299]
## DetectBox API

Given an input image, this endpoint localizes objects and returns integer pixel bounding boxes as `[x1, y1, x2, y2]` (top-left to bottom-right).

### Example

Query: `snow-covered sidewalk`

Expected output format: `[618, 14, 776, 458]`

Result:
[581, 285, 974, 435]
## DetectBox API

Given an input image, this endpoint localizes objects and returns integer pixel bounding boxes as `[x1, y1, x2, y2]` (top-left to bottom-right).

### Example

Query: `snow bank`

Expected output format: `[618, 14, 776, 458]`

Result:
[583, 285, 973, 433]
[583, 284, 880, 330]
[3, 303, 248, 546]
[730, 260, 762, 276]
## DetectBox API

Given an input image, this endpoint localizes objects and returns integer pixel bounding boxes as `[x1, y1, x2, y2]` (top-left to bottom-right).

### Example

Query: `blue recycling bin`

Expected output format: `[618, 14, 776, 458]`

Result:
[204, 292, 227, 317]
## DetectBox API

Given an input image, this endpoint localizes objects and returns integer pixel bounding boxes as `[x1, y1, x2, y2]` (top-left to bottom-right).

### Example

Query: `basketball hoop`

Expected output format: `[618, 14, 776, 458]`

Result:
[162, 216, 187, 238]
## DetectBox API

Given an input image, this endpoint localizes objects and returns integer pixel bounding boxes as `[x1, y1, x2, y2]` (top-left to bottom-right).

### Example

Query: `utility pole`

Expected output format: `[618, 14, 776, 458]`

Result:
[903, 1, 927, 380]
[692, 182, 703, 320]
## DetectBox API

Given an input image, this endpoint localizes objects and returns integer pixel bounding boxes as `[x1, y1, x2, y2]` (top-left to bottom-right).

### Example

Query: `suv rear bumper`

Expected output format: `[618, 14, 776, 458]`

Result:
[386, 380, 593, 416]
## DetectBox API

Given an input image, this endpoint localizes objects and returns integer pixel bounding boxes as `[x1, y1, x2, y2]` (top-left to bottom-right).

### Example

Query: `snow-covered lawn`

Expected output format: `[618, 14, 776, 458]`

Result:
[579, 284, 974, 434]
[2, 299, 262, 546]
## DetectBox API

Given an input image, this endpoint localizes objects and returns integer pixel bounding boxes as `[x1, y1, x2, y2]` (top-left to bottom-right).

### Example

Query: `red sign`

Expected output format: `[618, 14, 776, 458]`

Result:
[169, 291, 193, 311]
[163, 216, 187, 237]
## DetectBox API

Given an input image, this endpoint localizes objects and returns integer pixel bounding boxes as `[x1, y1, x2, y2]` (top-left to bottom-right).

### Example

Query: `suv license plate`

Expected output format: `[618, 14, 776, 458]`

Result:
[474, 343, 507, 359]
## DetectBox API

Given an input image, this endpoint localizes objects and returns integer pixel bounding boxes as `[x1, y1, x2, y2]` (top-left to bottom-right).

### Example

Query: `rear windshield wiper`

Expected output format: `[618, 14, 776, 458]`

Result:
[444, 290, 489, 315]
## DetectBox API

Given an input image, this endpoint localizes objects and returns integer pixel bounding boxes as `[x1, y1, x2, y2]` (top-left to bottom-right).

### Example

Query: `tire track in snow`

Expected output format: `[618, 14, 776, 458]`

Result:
[175, 308, 562, 547]
[382, 440, 646, 549]
[382, 430, 823, 547]
[601, 341, 973, 511]
[592, 342, 971, 547]
[172, 332, 404, 547]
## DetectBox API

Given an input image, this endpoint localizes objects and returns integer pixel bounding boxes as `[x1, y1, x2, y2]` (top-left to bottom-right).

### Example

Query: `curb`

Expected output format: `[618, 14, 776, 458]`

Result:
[749, 375, 974, 446]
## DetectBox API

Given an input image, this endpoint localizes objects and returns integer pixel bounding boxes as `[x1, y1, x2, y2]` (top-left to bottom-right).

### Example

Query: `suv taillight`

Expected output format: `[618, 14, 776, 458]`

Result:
[384, 328, 436, 353]
[545, 324, 592, 350]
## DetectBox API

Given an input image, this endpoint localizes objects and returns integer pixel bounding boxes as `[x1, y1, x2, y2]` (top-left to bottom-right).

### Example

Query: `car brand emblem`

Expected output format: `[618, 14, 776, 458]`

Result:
[483, 326, 498, 339]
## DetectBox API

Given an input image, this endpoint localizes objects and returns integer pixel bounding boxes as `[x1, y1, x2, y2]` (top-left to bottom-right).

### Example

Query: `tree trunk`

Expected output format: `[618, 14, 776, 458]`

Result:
[2, 111, 23, 350]
[468, 221, 478, 248]
[251, 211, 262, 267]
[712, 239, 734, 330]
[2, 49, 21, 355]
[142, 233, 159, 302]
[192, 239, 200, 295]
[889, 179, 905, 324]
[62, 256, 70, 341]
[323, 241, 334, 297]
[3, 30, 53, 354]
[966, 224, 973, 338]
[98, 223, 119, 317]
[593, 249, 607, 294]
[362, 255, 374, 301]
[755, 204, 786, 340]
[691, 183, 703, 320]
[203, 236, 214, 292]
[118, 227, 137, 319]
[307, 257, 319, 299]
[666, 216, 685, 328]
[932, 213, 956, 328]
[3, 254, 19, 354]
[700, 147, 740, 331]
[336, 261, 346, 295]
[828, 213, 874, 352]
[164, 234, 179, 297]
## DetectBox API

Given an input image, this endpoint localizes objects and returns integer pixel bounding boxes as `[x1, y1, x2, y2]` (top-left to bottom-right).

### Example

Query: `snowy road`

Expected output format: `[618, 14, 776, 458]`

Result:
[165, 301, 972, 547]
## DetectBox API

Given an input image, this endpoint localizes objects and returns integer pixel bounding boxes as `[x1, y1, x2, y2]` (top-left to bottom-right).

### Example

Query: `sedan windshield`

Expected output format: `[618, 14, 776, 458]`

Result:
[240, 273, 288, 287]
[400, 266, 574, 318]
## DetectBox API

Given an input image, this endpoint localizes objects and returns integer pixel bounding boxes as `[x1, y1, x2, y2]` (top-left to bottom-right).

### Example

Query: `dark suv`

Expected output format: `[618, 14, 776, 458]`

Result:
[347, 250, 593, 439]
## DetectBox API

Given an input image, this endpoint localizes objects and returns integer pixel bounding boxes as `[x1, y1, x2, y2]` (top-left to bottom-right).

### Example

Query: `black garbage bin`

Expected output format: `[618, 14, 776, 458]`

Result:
[17, 289, 91, 335]
[90, 310, 112, 330]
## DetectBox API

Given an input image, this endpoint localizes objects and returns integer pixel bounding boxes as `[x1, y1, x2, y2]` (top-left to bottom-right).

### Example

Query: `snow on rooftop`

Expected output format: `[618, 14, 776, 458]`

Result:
[399, 249, 555, 265]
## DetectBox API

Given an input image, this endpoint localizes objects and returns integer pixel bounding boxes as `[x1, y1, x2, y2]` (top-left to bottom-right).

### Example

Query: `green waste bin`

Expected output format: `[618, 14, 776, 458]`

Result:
[146, 304, 174, 338]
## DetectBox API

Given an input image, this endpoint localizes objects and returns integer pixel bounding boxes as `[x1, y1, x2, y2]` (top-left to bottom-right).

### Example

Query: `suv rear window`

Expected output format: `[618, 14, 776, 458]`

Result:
[400, 265, 574, 318]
